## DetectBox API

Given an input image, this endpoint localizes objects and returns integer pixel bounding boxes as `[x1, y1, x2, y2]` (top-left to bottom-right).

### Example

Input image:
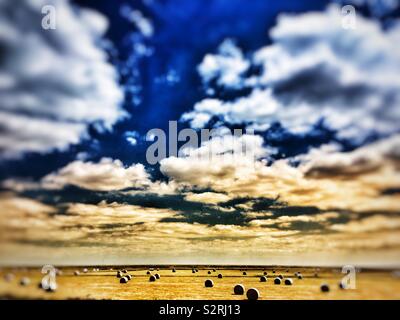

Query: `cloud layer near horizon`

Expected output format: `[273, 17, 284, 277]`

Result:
[1, 3, 400, 266]
[1, 133, 399, 264]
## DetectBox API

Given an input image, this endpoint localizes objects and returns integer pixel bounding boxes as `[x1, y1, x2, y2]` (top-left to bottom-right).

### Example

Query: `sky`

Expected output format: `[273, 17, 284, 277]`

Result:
[0, 0, 400, 266]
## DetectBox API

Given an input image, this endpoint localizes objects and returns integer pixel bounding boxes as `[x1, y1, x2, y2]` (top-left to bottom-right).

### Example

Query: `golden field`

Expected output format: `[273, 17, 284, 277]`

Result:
[1, 266, 399, 300]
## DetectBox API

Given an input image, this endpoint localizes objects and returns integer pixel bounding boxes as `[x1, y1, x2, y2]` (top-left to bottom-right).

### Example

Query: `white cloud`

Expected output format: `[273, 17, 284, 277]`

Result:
[160, 134, 272, 187]
[160, 134, 400, 211]
[42, 158, 151, 191]
[301, 134, 400, 178]
[0, 0, 125, 158]
[184, 5, 400, 139]
[197, 39, 249, 88]
[184, 192, 231, 204]
[37, 157, 179, 194]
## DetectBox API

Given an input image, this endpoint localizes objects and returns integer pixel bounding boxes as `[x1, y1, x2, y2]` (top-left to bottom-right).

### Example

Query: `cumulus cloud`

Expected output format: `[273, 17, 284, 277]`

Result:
[301, 134, 400, 178]
[183, 5, 400, 139]
[161, 134, 400, 211]
[0, 0, 125, 158]
[197, 39, 249, 88]
[160, 133, 272, 187]
[42, 158, 151, 191]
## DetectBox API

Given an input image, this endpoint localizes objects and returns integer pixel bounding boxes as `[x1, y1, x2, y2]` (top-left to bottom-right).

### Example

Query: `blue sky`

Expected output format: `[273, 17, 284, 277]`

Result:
[0, 0, 400, 265]
[1, 0, 398, 179]
[0, 0, 333, 179]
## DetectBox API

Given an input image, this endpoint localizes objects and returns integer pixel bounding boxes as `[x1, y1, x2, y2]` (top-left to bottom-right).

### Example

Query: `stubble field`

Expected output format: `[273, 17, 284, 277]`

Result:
[1, 266, 399, 300]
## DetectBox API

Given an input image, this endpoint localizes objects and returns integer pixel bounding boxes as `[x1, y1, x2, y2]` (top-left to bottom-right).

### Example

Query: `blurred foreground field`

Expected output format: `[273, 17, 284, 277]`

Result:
[1, 266, 399, 300]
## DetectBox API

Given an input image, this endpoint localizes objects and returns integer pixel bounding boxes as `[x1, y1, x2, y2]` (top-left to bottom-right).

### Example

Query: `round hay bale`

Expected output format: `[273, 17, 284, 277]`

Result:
[20, 277, 30, 286]
[286, 269, 289, 273]
[263, 271, 267, 276]
[284, 278, 293, 285]
[149, 275, 157, 282]
[242, 271, 247, 275]
[320, 283, 330, 292]
[126, 274, 132, 280]
[155, 273, 160, 279]
[339, 281, 347, 289]
[204, 279, 214, 287]
[120, 276, 129, 284]
[192, 269, 196, 273]
[117, 271, 122, 278]
[217, 274, 223, 279]
[195, 268, 199, 272]
[278, 274, 283, 279]
[74, 270, 80, 276]
[146, 271, 151, 275]
[234, 284, 245, 295]
[4, 273, 14, 282]
[122, 269, 128, 273]
[212, 269, 216, 272]
[246, 288, 259, 300]
[272, 270, 275, 273]
[297, 274, 303, 280]
[208, 271, 211, 274]
[172, 268, 176, 272]
[82, 268, 88, 273]
[260, 276, 267, 282]
[274, 277, 281, 285]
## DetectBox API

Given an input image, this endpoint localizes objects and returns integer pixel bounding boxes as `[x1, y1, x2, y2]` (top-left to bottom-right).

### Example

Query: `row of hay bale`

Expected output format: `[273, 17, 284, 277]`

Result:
[204, 280, 259, 300]
[321, 281, 350, 292]
[204, 280, 347, 300]
[149, 273, 161, 282]
[117, 270, 133, 283]
[258, 275, 295, 285]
